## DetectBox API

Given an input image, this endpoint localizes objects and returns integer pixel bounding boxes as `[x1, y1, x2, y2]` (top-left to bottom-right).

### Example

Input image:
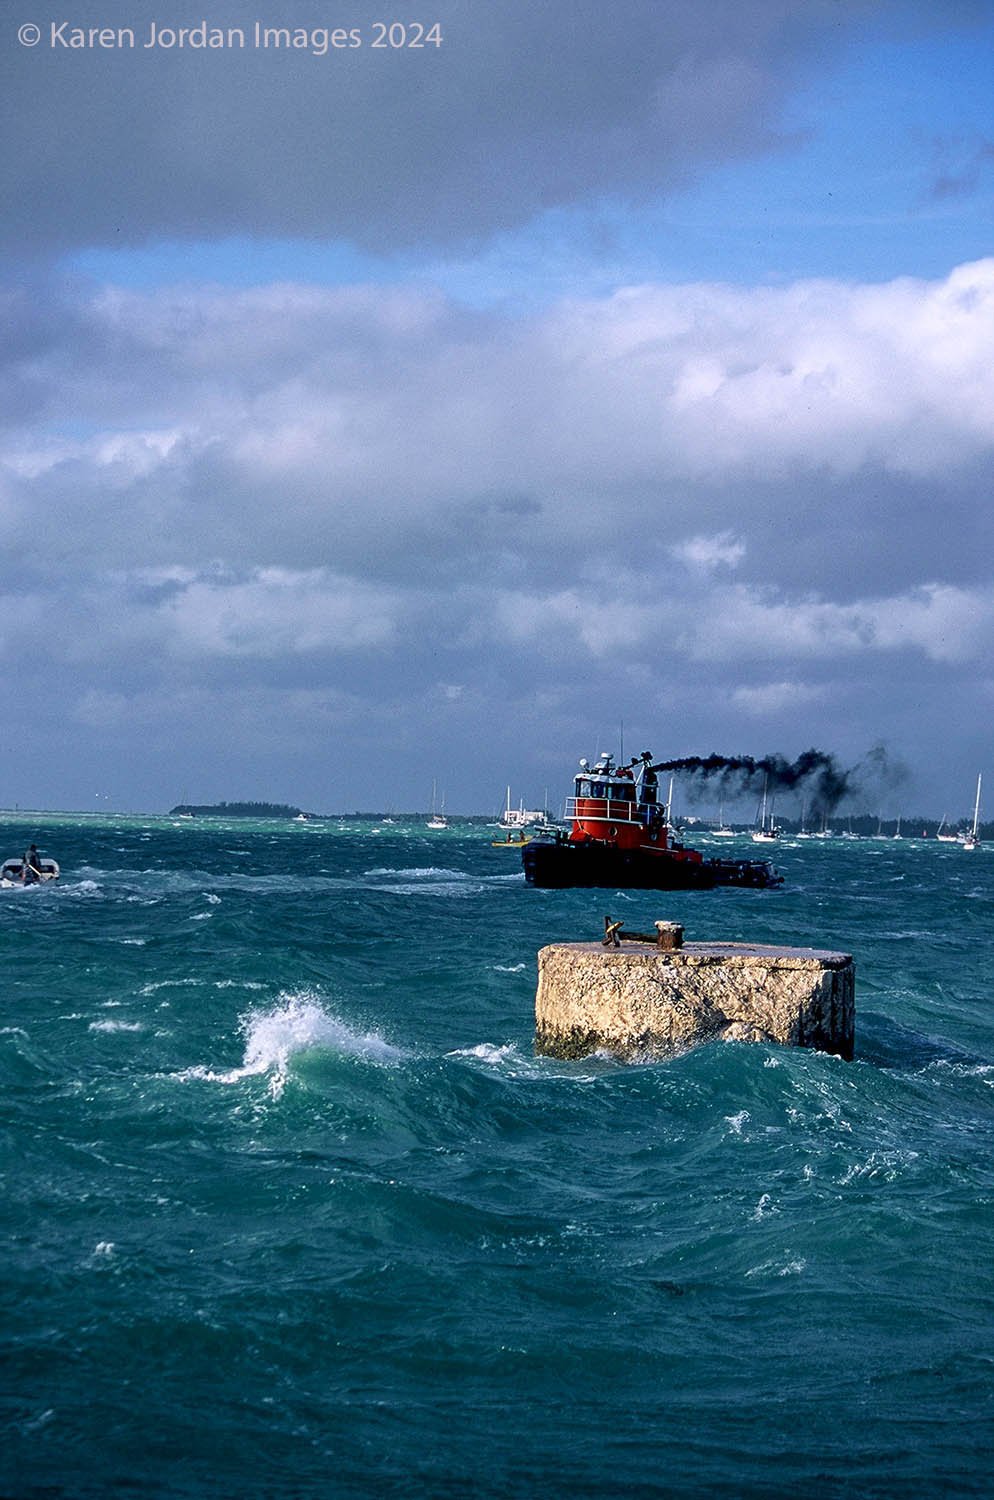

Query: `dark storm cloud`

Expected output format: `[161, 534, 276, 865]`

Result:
[0, 0, 893, 256]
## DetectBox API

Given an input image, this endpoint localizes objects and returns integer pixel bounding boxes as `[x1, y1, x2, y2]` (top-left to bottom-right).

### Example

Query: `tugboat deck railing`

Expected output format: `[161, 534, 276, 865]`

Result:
[564, 797, 645, 825]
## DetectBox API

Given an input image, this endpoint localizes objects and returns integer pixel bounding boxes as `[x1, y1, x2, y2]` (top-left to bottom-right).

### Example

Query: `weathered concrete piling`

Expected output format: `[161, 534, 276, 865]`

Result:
[535, 919, 854, 1061]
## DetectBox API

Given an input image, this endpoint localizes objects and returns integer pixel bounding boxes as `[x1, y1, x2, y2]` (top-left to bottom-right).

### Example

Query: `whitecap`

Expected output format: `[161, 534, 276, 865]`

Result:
[21, 1409, 55, 1434]
[838, 1149, 917, 1184]
[745, 1256, 807, 1279]
[445, 1040, 559, 1078]
[139, 978, 200, 996]
[449, 1041, 521, 1065]
[493, 963, 527, 973]
[184, 992, 407, 1099]
[89, 1019, 143, 1033]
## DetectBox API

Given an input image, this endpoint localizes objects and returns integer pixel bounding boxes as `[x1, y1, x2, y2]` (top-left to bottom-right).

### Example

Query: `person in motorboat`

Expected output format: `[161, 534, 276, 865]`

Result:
[22, 844, 42, 884]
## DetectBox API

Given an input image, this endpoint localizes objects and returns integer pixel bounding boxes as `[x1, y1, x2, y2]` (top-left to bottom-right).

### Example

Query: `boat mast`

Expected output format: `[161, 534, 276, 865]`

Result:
[972, 773, 982, 839]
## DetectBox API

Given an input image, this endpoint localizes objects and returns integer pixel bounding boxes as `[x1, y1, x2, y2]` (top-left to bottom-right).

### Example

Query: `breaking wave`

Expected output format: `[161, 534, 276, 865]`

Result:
[184, 991, 408, 1098]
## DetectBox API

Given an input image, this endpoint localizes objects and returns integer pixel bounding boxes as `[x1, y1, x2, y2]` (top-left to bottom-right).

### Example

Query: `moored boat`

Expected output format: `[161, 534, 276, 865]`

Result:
[751, 775, 781, 843]
[496, 786, 545, 832]
[960, 773, 982, 851]
[521, 752, 782, 890]
[711, 797, 736, 836]
[426, 779, 448, 829]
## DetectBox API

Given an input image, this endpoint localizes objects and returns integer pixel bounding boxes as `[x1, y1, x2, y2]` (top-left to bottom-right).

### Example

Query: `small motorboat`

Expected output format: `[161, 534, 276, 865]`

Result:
[1, 854, 60, 886]
[491, 829, 535, 848]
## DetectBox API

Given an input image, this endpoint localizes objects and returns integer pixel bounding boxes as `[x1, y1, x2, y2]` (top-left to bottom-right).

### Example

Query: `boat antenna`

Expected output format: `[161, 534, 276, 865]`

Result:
[619, 718, 624, 763]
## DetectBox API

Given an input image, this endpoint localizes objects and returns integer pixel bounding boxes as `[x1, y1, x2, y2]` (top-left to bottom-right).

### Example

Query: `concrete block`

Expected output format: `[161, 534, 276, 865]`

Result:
[535, 938, 854, 1061]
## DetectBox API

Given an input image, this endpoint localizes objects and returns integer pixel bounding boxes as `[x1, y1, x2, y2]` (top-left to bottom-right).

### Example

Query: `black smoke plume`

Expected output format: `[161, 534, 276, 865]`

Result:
[647, 745, 908, 818]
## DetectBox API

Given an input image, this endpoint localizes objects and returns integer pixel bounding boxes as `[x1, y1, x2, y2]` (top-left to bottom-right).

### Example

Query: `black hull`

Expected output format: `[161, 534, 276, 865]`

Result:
[521, 839, 781, 891]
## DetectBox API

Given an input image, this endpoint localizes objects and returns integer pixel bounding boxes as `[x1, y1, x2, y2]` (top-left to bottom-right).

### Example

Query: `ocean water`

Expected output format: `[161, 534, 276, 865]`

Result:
[3, 813, 993, 1499]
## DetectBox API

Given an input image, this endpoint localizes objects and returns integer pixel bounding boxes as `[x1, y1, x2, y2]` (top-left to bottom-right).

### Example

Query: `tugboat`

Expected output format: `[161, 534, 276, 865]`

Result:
[521, 751, 782, 890]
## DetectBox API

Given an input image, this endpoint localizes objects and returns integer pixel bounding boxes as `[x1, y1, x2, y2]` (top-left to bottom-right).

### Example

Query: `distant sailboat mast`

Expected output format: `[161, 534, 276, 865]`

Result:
[962, 773, 982, 850]
[427, 779, 448, 829]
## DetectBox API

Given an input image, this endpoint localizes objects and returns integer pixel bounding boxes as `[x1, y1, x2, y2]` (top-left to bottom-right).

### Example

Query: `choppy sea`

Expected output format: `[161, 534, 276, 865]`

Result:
[3, 812, 993, 1498]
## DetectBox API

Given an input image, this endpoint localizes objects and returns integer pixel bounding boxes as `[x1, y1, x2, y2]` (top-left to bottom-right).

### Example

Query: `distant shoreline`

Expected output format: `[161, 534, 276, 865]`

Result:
[0, 805, 492, 822]
[0, 806, 987, 837]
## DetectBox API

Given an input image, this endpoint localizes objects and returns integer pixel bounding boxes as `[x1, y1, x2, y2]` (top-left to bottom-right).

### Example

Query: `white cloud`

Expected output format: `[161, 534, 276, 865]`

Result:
[3, 258, 993, 809]
[731, 681, 827, 716]
[684, 582, 994, 664]
[6, 259, 993, 588]
[671, 532, 746, 573]
[156, 568, 401, 658]
[490, 575, 994, 670]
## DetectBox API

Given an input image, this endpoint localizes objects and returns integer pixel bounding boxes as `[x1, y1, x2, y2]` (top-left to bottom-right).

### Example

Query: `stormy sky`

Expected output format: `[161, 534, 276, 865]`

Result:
[2, 0, 992, 816]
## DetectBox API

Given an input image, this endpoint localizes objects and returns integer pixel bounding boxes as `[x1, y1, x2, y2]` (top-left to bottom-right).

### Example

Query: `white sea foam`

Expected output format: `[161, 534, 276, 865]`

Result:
[21, 1409, 55, 1434]
[139, 978, 201, 996]
[446, 1040, 558, 1078]
[746, 1256, 807, 1279]
[89, 1019, 143, 1033]
[838, 1149, 917, 1185]
[364, 865, 485, 897]
[449, 1041, 522, 1065]
[186, 992, 407, 1099]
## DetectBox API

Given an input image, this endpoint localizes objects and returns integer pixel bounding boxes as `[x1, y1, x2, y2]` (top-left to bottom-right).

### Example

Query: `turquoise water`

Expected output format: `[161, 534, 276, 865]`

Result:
[3, 814, 993, 1498]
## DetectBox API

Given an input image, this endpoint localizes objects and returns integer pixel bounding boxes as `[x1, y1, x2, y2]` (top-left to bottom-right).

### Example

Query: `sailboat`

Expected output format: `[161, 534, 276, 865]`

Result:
[712, 797, 735, 836]
[427, 780, 448, 830]
[496, 786, 544, 831]
[960, 774, 982, 851]
[796, 799, 813, 839]
[752, 775, 781, 843]
[809, 809, 831, 839]
[935, 815, 959, 844]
